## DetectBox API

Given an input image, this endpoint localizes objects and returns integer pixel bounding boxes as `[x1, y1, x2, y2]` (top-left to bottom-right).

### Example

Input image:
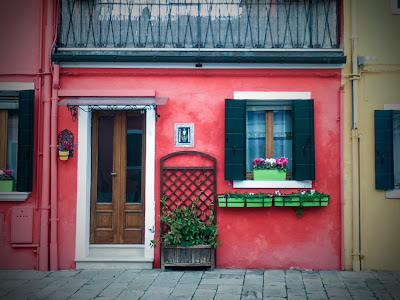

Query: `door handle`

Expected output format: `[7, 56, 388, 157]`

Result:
[111, 172, 118, 182]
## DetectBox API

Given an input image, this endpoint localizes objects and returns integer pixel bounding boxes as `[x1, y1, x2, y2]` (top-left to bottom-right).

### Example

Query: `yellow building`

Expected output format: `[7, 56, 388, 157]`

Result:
[343, 0, 400, 270]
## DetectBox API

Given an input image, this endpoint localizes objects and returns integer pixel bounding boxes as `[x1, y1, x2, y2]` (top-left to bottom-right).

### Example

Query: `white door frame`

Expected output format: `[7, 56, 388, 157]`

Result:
[75, 107, 155, 261]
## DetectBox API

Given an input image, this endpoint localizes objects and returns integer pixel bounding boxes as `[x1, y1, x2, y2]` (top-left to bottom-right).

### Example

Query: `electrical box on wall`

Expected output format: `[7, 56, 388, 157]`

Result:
[11, 207, 33, 244]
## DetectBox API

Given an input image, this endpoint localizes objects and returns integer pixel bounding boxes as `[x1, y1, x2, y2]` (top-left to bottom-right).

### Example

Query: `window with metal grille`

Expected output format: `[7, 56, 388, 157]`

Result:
[59, 0, 340, 49]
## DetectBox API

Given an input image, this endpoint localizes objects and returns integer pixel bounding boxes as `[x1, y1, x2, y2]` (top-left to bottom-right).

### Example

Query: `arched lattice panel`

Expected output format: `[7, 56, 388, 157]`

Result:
[160, 151, 217, 228]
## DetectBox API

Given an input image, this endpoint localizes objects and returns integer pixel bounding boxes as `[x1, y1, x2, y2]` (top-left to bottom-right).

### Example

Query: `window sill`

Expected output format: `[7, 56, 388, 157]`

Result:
[0, 192, 30, 201]
[386, 189, 400, 199]
[233, 180, 312, 189]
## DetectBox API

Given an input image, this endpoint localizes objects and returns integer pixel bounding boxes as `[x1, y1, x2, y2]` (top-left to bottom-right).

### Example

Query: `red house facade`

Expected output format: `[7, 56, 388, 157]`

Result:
[0, 0, 346, 271]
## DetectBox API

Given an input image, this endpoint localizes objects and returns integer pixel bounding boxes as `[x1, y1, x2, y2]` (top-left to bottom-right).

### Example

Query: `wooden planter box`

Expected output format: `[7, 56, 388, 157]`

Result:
[274, 195, 301, 206]
[0, 180, 14, 192]
[253, 169, 287, 181]
[161, 244, 215, 270]
[246, 197, 273, 207]
[218, 195, 245, 207]
[301, 195, 330, 206]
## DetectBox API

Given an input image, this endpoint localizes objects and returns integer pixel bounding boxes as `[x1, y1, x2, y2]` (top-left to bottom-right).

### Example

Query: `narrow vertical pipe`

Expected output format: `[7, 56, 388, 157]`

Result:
[50, 64, 60, 271]
[339, 85, 345, 270]
[351, 0, 361, 272]
[39, 0, 54, 272]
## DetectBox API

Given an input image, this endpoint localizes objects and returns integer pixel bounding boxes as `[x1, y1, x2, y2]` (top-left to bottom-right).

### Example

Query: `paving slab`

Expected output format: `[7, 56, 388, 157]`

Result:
[0, 268, 398, 299]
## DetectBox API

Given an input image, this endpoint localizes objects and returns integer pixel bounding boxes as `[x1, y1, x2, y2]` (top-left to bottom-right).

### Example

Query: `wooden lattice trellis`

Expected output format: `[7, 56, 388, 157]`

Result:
[160, 151, 217, 228]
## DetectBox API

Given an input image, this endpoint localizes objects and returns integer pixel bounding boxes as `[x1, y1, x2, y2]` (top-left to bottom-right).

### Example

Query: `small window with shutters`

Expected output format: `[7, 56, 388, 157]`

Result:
[0, 90, 34, 193]
[225, 98, 315, 182]
[375, 109, 400, 197]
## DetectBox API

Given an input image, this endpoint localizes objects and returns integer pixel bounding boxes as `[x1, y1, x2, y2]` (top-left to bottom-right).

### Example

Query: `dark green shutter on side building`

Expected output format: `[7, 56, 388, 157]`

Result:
[17, 90, 35, 192]
[225, 99, 246, 180]
[374, 110, 394, 190]
[292, 100, 315, 180]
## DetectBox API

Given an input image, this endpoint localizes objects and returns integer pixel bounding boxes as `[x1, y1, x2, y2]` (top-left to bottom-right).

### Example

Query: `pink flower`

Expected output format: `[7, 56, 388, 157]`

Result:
[254, 158, 265, 164]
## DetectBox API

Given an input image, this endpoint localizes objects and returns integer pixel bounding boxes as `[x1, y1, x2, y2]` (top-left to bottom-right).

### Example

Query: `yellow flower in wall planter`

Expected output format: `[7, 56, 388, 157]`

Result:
[252, 157, 288, 180]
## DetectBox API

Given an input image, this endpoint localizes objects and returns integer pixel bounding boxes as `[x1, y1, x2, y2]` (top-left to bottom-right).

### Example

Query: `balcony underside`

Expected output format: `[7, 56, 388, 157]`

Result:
[52, 49, 345, 64]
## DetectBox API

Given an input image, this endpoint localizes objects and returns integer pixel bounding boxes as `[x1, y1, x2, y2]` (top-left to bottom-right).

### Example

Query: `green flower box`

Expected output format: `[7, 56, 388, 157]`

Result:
[301, 195, 330, 207]
[274, 195, 300, 206]
[0, 180, 14, 192]
[218, 195, 245, 207]
[253, 169, 287, 181]
[246, 196, 273, 207]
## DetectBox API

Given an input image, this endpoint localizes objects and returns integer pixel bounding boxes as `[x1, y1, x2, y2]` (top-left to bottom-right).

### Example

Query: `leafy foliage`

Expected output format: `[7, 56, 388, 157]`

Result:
[151, 197, 221, 248]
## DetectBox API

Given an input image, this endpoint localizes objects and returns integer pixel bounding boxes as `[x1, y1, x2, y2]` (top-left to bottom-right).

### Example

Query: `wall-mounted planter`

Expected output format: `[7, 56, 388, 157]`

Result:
[253, 169, 286, 181]
[301, 195, 330, 206]
[246, 196, 273, 207]
[274, 195, 301, 206]
[218, 195, 245, 207]
[59, 150, 69, 161]
[0, 180, 14, 192]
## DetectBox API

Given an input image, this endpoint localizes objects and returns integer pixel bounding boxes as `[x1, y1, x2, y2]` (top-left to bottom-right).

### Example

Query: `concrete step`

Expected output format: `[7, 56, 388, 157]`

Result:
[75, 257, 153, 269]
[88, 244, 145, 258]
[75, 244, 153, 269]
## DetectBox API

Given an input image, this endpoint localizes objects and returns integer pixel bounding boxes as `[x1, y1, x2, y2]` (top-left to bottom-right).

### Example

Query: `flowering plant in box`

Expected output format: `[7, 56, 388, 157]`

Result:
[58, 138, 77, 151]
[0, 169, 14, 181]
[252, 157, 288, 171]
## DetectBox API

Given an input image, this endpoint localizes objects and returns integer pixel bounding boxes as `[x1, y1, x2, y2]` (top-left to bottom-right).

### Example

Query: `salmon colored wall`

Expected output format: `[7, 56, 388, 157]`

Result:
[58, 68, 342, 270]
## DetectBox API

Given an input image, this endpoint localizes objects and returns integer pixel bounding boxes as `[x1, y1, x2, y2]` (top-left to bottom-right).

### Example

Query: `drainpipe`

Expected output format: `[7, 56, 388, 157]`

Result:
[339, 85, 345, 271]
[351, 0, 361, 272]
[50, 64, 60, 271]
[39, 0, 54, 271]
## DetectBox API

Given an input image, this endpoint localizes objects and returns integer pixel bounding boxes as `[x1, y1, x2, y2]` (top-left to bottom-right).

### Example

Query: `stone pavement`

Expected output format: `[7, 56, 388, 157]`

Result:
[0, 268, 399, 300]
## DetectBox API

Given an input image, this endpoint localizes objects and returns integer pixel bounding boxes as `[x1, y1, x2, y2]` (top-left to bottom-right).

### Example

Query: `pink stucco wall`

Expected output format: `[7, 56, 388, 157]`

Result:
[57, 67, 342, 270]
[0, 0, 42, 270]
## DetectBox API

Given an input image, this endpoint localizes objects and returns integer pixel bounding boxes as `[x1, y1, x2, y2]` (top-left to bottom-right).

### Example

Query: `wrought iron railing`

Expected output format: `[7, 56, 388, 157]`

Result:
[59, 0, 340, 50]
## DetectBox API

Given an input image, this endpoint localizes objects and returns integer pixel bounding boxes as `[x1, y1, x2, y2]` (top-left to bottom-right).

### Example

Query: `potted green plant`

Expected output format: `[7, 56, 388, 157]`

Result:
[152, 197, 221, 270]
[252, 157, 288, 180]
[0, 169, 15, 192]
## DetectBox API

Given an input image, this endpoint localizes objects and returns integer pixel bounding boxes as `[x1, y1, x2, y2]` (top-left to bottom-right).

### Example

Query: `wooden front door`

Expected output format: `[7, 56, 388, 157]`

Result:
[90, 110, 145, 244]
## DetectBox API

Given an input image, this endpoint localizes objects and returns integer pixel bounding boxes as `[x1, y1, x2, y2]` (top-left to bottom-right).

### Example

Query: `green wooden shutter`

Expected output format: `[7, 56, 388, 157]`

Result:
[292, 99, 315, 180]
[374, 110, 394, 190]
[225, 99, 246, 180]
[17, 90, 35, 192]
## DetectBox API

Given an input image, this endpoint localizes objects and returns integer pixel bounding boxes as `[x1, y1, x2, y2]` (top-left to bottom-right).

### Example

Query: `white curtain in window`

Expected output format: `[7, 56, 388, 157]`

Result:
[273, 110, 292, 170]
[246, 111, 265, 171]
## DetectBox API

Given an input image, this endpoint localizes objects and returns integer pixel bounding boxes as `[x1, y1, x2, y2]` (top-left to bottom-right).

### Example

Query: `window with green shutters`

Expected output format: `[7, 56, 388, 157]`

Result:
[0, 90, 34, 192]
[374, 110, 399, 191]
[225, 99, 315, 181]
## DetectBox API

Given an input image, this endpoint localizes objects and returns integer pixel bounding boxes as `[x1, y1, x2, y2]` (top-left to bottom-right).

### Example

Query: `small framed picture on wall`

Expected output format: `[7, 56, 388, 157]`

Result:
[175, 123, 194, 147]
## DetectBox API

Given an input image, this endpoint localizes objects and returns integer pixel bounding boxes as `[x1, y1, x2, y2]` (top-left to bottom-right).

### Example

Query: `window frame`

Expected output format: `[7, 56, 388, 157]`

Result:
[0, 82, 34, 201]
[383, 103, 400, 199]
[391, 0, 400, 14]
[231, 91, 312, 189]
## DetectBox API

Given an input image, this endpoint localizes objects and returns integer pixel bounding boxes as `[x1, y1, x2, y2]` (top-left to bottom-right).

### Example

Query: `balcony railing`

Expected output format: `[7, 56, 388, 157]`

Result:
[58, 0, 340, 50]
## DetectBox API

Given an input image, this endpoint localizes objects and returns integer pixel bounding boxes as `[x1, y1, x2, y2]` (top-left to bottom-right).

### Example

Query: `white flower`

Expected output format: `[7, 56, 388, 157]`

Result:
[310, 189, 315, 195]
[275, 190, 281, 195]
[271, 158, 276, 165]
[249, 192, 254, 195]
[301, 191, 306, 195]
[0, 170, 3, 175]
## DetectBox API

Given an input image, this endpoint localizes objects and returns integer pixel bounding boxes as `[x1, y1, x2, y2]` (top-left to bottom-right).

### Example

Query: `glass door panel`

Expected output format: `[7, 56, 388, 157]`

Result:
[96, 116, 114, 203]
[126, 115, 143, 203]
